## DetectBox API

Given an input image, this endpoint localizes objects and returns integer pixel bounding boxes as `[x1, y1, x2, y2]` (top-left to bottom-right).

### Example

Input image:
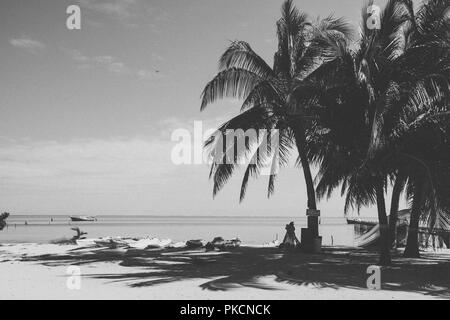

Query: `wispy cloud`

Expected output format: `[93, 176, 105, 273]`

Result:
[62, 48, 162, 80]
[0, 137, 174, 194]
[80, 0, 139, 21]
[9, 37, 45, 54]
[79, 1, 172, 30]
[0, 115, 232, 191]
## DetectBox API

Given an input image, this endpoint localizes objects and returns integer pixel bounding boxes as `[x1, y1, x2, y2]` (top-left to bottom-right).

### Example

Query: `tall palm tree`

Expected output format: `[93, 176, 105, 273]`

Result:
[388, 172, 407, 247]
[302, 0, 449, 261]
[200, 0, 352, 243]
[295, 0, 450, 263]
[368, 0, 450, 257]
[293, 0, 416, 265]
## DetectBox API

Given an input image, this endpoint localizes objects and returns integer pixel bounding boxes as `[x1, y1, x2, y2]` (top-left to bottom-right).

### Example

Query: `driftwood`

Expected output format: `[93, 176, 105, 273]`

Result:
[71, 227, 88, 241]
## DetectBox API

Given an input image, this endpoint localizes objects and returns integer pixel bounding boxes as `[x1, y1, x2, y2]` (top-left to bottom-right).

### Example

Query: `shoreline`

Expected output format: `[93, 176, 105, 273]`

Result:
[1, 242, 450, 299]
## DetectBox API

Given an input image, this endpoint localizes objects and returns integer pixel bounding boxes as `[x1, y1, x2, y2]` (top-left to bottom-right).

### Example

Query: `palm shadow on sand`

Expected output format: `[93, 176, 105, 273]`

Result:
[22, 246, 450, 298]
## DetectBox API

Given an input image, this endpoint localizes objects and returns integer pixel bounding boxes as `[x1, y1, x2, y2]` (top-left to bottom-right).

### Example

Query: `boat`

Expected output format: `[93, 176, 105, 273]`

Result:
[346, 217, 377, 226]
[70, 215, 97, 222]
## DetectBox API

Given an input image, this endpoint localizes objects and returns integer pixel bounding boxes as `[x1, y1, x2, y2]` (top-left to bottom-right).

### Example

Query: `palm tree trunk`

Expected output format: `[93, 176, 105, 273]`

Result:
[389, 176, 403, 248]
[298, 147, 317, 211]
[404, 182, 423, 258]
[293, 128, 317, 210]
[293, 127, 318, 237]
[375, 181, 391, 266]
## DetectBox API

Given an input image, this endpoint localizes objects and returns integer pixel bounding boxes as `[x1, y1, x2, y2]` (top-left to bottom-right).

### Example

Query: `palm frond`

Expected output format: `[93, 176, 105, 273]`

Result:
[219, 41, 276, 79]
[200, 68, 264, 111]
[240, 81, 284, 111]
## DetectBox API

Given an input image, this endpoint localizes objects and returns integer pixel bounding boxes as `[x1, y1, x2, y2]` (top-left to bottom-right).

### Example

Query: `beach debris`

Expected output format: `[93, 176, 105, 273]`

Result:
[279, 222, 301, 250]
[186, 239, 205, 249]
[93, 237, 129, 249]
[75, 238, 100, 247]
[220, 238, 241, 250]
[145, 238, 172, 249]
[169, 241, 187, 249]
[74, 236, 176, 250]
[125, 237, 173, 250]
[205, 237, 224, 251]
[205, 237, 241, 251]
[126, 238, 155, 249]
[50, 227, 88, 245]
[71, 227, 88, 240]
[0, 212, 9, 231]
[263, 235, 280, 248]
[212, 237, 225, 246]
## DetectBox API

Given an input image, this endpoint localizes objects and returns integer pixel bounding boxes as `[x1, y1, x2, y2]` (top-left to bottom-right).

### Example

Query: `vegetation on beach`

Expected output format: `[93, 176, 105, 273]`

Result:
[0, 212, 9, 231]
[201, 0, 449, 265]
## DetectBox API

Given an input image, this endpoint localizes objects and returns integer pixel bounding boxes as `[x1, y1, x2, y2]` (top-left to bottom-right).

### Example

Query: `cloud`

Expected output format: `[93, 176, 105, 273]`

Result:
[80, 0, 139, 21]
[0, 115, 225, 197]
[79, 1, 172, 30]
[64, 49, 89, 63]
[9, 38, 45, 54]
[62, 48, 162, 80]
[0, 136, 174, 193]
[92, 55, 130, 75]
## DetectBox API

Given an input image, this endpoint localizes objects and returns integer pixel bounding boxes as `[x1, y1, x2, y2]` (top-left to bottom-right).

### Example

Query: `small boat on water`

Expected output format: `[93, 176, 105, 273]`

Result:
[70, 215, 97, 222]
[346, 217, 378, 226]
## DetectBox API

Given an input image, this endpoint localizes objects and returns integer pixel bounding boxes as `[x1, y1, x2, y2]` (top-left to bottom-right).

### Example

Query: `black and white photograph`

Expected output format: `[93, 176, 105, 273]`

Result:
[0, 0, 449, 303]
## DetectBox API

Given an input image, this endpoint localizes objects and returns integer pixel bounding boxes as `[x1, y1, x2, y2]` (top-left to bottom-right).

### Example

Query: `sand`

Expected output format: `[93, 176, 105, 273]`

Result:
[1, 242, 449, 300]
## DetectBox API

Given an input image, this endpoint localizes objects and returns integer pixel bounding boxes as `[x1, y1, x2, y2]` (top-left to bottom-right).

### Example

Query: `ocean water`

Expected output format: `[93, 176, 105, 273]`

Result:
[0, 215, 355, 246]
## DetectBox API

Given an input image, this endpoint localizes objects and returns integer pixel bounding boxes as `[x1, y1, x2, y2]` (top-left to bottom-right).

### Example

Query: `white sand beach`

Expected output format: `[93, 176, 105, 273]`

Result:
[1, 242, 449, 300]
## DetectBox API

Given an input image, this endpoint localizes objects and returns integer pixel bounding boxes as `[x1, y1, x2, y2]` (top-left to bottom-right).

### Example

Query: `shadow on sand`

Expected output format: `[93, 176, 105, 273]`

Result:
[23, 246, 450, 298]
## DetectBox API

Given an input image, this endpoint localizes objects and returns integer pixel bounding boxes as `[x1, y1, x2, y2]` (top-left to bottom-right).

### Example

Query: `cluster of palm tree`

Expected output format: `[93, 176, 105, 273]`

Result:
[200, 0, 449, 265]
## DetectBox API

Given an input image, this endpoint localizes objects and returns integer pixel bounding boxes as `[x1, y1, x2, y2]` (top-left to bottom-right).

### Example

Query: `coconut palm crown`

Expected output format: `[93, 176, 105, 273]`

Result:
[200, 0, 353, 211]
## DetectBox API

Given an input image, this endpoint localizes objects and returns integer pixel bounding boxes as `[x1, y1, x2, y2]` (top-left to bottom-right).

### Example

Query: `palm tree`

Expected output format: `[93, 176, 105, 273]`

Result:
[200, 0, 352, 245]
[293, 0, 418, 265]
[296, 0, 449, 262]
[388, 172, 407, 247]
[368, 0, 450, 257]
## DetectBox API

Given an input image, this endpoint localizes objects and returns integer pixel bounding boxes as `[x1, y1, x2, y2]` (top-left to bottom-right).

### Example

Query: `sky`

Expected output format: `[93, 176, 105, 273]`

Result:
[0, 0, 406, 216]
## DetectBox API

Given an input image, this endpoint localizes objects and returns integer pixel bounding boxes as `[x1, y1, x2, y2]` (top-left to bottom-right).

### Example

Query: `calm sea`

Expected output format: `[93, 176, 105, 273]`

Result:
[0, 215, 356, 246]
